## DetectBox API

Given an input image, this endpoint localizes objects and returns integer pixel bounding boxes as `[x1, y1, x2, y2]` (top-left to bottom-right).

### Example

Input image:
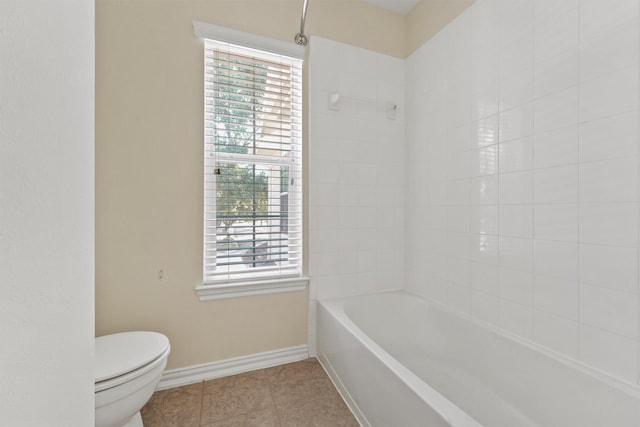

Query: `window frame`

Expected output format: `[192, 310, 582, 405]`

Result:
[194, 21, 308, 300]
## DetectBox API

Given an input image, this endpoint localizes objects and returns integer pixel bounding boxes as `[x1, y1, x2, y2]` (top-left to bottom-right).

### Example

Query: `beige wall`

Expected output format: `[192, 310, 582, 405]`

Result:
[405, 0, 475, 56]
[95, 0, 405, 370]
[96, 0, 470, 370]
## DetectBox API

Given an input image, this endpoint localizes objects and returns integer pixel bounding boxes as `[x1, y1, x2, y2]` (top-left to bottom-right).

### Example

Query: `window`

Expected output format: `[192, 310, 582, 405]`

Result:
[197, 24, 304, 297]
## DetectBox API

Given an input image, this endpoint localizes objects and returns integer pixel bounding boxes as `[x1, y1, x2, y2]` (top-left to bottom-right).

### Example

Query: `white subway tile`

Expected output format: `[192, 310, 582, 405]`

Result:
[499, 136, 533, 174]
[499, 102, 534, 142]
[356, 249, 378, 273]
[533, 85, 579, 134]
[471, 83, 500, 121]
[471, 175, 499, 206]
[534, 203, 579, 242]
[473, 113, 501, 148]
[579, 112, 638, 163]
[534, 0, 579, 63]
[580, 0, 639, 43]
[357, 206, 377, 228]
[500, 35, 534, 81]
[580, 157, 638, 203]
[471, 234, 500, 265]
[534, 310, 579, 358]
[471, 261, 499, 295]
[419, 275, 448, 304]
[311, 137, 339, 162]
[336, 250, 358, 275]
[472, 289, 500, 324]
[499, 204, 533, 238]
[309, 251, 338, 278]
[338, 206, 359, 230]
[533, 165, 578, 203]
[580, 284, 638, 339]
[315, 183, 339, 207]
[500, 299, 534, 339]
[337, 229, 358, 253]
[500, 170, 533, 204]
[311, 229, 339, 254]
[471, 145, 499, 177]
[534, 49, 579, 100]
[425, 230, 447, 253]
[338, 184, 359, 207]
[579, 203, 638, 247]
[580, 244, 638, 294]
[425, 251, 448, 281]
[471, 205, 499, 235]
[499, 236, 534, 273]
[448, 282, 472, 314]
[442, 232, 472, 259]
[580, 19, 639, 82]
[499, 0, 534, 38]
[499, 266, 534, 306]
[579, 65, 638, 123]
[357, 185, 377, 207]
[579, 324, 638, 384]
[534, 276, 579, 320]
[499, 68, 534, 112]
[404, 1, 640, 384]
[534, 125, 579, 169]
[313, 112, 339, 139]
[357, 227, 379, 250]
[448, 256, 471, 287]
[499, 0, 534, 78]
[446, 179, 471, 206]
[534, 240, 579, 282]
[447, 206, 471, 233]
[311, 206, 339, 231]
[472, 0, 499, 47]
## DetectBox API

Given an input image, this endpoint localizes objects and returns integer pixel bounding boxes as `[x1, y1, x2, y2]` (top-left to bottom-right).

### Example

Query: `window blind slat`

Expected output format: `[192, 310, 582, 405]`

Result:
[203, 38, 303, 284]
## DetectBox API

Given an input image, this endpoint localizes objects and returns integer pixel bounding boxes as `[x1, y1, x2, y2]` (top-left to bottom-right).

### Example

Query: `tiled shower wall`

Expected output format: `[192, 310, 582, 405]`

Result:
[308, 37, 405, 350]
[406, 0, 640, 384]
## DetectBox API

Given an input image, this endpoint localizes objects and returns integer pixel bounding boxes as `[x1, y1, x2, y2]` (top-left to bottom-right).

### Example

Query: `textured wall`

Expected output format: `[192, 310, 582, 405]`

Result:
[0, 0, 95, 424]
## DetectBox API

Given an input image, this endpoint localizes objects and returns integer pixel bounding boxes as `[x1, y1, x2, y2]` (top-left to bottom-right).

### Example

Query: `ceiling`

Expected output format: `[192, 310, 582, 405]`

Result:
[362, 0, 421, 15]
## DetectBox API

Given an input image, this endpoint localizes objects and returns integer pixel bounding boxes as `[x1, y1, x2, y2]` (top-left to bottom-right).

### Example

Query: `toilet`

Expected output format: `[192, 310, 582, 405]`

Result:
[95, 331, 170, 427]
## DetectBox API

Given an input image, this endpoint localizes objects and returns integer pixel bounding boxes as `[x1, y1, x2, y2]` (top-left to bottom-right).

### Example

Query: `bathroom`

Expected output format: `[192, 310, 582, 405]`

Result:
[3, 0, 640, 425]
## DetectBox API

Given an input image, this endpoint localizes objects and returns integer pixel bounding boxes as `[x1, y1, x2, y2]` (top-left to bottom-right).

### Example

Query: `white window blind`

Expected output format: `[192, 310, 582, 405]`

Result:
[203, 38, 303, 284]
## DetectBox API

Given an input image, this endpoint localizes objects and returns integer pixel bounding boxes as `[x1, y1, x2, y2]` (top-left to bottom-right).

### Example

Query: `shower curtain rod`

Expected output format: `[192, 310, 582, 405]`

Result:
[294, 0, 309, 46]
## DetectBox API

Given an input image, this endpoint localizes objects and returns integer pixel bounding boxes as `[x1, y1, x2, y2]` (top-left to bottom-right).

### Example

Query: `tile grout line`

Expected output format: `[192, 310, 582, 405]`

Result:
[197, 380, 205, 427]
[265, 365, 284, 427]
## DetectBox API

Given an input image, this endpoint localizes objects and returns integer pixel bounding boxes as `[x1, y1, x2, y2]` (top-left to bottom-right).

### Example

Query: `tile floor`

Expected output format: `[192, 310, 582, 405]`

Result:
[141, 358, 360, 427]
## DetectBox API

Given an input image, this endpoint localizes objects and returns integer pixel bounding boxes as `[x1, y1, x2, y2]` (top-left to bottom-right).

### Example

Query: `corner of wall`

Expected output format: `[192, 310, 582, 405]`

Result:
[404, 0, 475, 57]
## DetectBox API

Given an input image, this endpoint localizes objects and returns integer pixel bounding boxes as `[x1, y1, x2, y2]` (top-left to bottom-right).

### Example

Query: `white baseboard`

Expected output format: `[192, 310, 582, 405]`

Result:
[157, 345, 309, 391]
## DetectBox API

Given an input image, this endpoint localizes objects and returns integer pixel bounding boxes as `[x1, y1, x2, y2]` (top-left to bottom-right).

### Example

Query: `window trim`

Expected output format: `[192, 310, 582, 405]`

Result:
[194, 21, 306, 300]
[196, 276, 309, 301]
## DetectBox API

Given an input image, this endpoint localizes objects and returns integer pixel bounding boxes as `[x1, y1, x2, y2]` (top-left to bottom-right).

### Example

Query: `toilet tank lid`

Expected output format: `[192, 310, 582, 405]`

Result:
[95, 331, 170, 383]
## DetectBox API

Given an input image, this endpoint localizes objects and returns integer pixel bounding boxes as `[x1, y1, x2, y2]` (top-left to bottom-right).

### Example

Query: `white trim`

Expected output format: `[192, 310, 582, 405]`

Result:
[196, 276, 309, 301]
[193, 20, 305, 59]
[157, 345, 309, 390]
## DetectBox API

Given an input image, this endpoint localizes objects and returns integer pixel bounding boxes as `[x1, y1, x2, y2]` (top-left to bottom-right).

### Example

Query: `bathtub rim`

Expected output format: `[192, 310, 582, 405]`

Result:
[317, 289, 640, 427]
[317, 289, 483, 427]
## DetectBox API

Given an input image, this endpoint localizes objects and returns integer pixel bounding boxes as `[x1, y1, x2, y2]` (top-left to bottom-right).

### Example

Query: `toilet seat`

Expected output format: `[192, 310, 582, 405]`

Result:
[95, 331, 170, 392]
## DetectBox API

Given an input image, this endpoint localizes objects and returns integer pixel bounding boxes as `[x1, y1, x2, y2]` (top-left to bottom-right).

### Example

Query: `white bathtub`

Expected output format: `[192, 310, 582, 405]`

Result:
[317, 290, 640, 427]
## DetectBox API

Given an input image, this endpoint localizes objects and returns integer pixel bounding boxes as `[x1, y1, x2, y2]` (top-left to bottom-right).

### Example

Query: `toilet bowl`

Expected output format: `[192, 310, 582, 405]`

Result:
[95, 331, 170, 427]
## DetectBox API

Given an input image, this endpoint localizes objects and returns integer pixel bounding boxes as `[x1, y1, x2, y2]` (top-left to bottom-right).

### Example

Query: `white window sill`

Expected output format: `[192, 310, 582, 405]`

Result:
[196, 276, 309, 301]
